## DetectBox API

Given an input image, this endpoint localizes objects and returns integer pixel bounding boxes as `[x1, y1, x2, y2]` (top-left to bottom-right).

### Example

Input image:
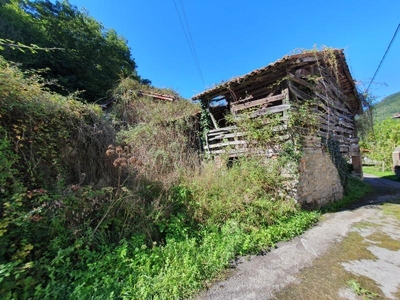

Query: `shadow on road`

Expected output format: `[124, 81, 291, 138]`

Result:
[345, 174, 400, 210]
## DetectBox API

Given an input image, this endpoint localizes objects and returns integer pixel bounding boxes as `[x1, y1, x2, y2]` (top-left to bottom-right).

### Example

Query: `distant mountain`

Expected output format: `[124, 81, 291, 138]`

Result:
[372, 92, 400, 122]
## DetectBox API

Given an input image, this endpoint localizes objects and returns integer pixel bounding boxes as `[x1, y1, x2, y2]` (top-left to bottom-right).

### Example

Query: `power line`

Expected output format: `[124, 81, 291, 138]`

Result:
[180, 0, 204, 86]
[172, 0, 205, 87]
[366, 23, 400, 93]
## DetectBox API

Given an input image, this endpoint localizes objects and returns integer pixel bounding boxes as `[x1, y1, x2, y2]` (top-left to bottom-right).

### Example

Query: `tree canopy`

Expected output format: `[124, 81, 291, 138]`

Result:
[0, 0, 148, 101]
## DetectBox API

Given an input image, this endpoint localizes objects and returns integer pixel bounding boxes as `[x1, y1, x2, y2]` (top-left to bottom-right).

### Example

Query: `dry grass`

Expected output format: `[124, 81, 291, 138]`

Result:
[111, 78, 200, 126]
[366, 232, 400, 251]
[382, 200, 400, 220]
[109, 78, 201, 188]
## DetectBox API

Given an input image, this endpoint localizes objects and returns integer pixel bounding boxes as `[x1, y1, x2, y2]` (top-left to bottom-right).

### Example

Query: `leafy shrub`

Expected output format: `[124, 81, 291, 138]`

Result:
[0, 55, 116, 188]
[361, 118, 400, 171]
[0, 56, 117, 297]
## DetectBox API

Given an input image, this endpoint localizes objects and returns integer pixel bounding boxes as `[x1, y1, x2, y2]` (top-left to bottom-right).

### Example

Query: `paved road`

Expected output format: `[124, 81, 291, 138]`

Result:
[196, 175, 400, 300]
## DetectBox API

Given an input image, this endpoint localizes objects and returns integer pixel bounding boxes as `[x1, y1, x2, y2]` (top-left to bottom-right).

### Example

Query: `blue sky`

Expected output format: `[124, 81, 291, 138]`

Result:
[71, 0, 399, 102]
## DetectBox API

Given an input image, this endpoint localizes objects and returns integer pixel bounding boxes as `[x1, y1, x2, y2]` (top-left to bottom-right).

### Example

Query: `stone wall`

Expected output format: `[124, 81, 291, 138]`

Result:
[296, 147, 343, 208]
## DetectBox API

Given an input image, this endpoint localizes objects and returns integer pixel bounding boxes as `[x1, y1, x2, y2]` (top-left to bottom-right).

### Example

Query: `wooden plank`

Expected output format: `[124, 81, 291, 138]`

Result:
[251, 104, 290, 118]
[208, 140, 247, 149]
[349, 137, 359, 144]
[208, 132, 247, 142]
[318, 73, 355, 113]
[208, 126, 237, 134]
[349, 144, 360, 152]
[231, 93, 286, 112]
[208, 146, 277, 156]
[138, 91, 175, 101]
[288, 80, 313, 101]
[282, 88, 290, 118]
[318, 115, 355, 130]
[207, 109, 219, 129]
[287, 72, 314, 90]
[338, 119, 355, 130]
[316, 101, 354, 123]
[319, 123, 354, 135]
[314, 91, 352, 115]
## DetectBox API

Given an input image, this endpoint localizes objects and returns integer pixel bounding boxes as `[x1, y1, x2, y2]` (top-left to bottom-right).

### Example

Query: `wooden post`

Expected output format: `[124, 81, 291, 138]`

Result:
[351, 155, 362, 175]
[207, 109, 219, 129]
[282, 88, 289, 118]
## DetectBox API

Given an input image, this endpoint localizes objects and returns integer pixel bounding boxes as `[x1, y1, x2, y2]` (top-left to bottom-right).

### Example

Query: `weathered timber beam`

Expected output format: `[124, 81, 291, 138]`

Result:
[208, 123, 288, 143]
[319, 115, 355, 130]
[349, 137, 359, 144]
[287, 72, 314, 90]
[208, 132, 247, 142]
[319, 123, 354, 135]
[207, 109, 219, 129]
[231, 93, 286, 112]
[349, 144, 360, 152]
[340, 145, 349, 153]
[209, 148, 281, 156]
[294, 67, 349, 111]
[138, 91, 175, 101]
[314, 91, 351, 114]
[208, 140, 247, 149]
[314, 79, 354, 113]
[251, 104, 290, 118]
[288, 80, 314, 101]
[317, 101, 354, 123]
[208, 126, 237, 134]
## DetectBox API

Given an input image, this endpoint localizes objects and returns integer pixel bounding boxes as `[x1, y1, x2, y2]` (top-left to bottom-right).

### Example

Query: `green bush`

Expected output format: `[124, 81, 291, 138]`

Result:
[184, 157, 297, 226]
[361, 118, 400, 171]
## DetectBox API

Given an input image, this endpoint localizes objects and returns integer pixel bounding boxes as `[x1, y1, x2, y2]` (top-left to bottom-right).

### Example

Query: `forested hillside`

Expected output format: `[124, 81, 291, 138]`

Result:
[373, 92, 400, 122]
[0, 0, 149, 101]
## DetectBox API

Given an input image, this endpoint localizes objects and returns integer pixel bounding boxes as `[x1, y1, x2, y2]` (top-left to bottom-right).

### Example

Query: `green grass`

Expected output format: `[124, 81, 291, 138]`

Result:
[29, 210, 319, 300]
[321, 176, 372, 212]
[363, 166, 400, 182]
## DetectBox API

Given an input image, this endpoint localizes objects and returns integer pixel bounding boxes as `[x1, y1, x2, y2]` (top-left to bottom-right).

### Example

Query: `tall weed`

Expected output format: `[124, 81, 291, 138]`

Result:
[185, 157, 297, 226]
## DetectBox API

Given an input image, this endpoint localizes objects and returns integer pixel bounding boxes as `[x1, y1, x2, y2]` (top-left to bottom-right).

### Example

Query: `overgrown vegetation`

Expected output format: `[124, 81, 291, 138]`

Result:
[360, 118, 400, 171]
[356, 90, 400, 173]
[0, 32, 373, 298]
[0, 55, 323, 299]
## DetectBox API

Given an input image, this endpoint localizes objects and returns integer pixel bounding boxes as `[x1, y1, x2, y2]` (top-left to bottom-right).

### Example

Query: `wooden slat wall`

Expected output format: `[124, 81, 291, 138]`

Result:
[231, 93, 286, 113]
[287, 65, 358, 158]
[202, 62, 359, 160]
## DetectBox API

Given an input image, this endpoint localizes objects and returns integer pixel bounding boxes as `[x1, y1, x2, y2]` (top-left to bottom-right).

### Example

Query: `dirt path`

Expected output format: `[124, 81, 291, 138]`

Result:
[196, 175, 400, 300]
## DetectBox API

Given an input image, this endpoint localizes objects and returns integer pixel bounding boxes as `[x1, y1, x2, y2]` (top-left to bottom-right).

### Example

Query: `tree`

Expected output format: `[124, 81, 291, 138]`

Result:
[361, 118, 400, 170]
[0, 0, 147, 101]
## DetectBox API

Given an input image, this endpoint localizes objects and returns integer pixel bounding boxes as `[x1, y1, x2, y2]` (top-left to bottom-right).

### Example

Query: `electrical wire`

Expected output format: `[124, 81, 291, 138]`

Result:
[180, 0, 204, 85]
[172, 0, 206, 87]
[366, 23, 400, 93]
